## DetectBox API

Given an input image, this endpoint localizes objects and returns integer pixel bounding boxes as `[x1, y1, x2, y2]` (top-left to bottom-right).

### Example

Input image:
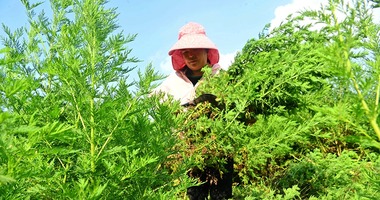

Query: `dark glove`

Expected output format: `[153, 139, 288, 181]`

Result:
[182, 94, 223, 109]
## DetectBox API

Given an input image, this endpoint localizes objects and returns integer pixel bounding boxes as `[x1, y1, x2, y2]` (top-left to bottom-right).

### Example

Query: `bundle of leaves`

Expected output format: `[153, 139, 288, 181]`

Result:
[174, 0, 380, 198]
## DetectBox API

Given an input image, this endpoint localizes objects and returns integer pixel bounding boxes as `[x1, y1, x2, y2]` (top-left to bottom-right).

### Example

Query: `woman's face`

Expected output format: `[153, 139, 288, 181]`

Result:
[181, 48, 208, 75]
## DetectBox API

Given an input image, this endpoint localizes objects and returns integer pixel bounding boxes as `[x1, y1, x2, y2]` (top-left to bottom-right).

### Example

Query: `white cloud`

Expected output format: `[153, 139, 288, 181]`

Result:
[219, 51, 238, 70]
[270, 0, 326, 30]
[270, 0, 379, 31]
[373, 7, 380, 23]
[159, 56, 172, 73]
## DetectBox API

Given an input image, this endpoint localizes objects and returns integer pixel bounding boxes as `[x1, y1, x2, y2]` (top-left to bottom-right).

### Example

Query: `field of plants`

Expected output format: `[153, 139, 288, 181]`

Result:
[1, 0, 380, 199]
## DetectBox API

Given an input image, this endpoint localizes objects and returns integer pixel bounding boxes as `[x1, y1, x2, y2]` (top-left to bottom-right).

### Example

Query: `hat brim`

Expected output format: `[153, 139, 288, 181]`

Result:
[168, 34, 219, 70]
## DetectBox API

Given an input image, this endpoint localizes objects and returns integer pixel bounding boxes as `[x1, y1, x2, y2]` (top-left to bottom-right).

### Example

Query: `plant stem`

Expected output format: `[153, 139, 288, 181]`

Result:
[90, 47, 96, 173]
[96, 103, 133, 159]
[350, 71, 380, 140]
[90, 97, 95, 172]
[62, 78, 86, 130]
[375, 74, 380, 113]
[332, 3, 380, 141]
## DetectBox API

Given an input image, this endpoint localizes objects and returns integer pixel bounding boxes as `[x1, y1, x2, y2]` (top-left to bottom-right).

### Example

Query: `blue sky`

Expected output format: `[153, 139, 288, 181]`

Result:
[107, 0, 293, 73]
[0, 0, 288, 74]
[1, 0, 378, 80]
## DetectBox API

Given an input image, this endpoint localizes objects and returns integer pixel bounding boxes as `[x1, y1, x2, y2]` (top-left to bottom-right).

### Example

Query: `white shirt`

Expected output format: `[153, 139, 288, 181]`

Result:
[153, 64, 221, 105]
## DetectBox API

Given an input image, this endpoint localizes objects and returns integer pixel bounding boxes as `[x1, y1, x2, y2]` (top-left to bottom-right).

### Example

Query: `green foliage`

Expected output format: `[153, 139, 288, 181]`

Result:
[184, 0, 380, 198]
[275, 150, 380, 199]
[0, 0, 191, 199]
[370, 0, 380, 8]
[1, 0, 379, 199]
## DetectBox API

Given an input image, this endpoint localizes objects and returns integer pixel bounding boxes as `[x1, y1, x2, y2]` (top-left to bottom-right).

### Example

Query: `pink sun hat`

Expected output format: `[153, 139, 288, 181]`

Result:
[168, 22, 220, 71]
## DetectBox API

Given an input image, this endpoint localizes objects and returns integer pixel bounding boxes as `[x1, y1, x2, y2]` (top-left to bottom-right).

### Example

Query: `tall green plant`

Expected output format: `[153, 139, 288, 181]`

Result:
[0, 0, 191, 199]
[327, 0, 380, 143]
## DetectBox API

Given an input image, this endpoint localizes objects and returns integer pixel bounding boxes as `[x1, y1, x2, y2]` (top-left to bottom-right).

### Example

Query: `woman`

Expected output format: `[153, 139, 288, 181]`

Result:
[154, 22, 233, 200]
[153, 22, 221, 105]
